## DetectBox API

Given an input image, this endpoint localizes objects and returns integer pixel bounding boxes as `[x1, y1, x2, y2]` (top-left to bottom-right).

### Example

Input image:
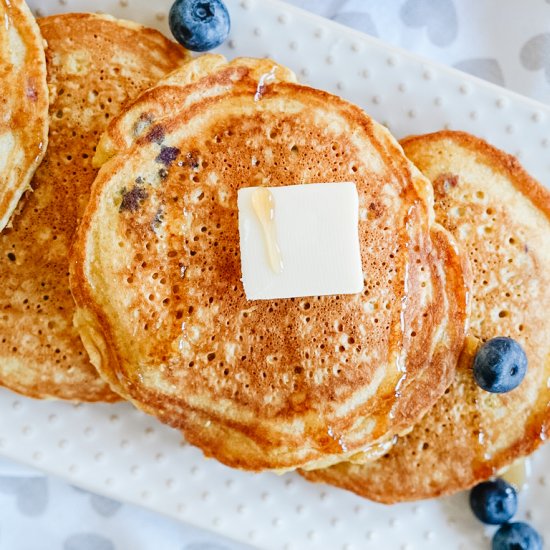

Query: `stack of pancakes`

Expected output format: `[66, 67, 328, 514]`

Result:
[2, 1, 549, 503]
[1, 7, 190, 400]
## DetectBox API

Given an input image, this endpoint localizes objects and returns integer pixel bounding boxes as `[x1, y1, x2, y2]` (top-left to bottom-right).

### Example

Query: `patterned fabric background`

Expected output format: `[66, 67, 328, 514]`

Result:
[1, 0, 549, 549]
[0, 458, 247, 550]
[292, 0, 550, 104]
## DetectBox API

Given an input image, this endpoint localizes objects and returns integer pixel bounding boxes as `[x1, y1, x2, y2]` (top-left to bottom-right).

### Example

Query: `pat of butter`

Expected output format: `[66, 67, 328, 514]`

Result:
[238, 182, 364, 300]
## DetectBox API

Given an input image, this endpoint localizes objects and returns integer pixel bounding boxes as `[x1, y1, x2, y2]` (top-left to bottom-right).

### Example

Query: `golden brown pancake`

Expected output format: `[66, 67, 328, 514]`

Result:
[0, 0, 48, 230]
[93, 54, 230, 166]
[71, 61, 469, 470]
[302, 131, 550, 501]
[0, 13, 189, 401]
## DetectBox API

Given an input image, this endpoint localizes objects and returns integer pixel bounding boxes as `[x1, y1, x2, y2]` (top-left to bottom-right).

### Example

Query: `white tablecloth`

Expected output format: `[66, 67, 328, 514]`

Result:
[2, 1, 549, 548]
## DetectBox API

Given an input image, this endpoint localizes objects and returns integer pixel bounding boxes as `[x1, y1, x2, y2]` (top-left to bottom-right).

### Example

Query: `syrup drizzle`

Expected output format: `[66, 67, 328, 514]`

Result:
[501, 457, 530, 491]
[251, 188, 284, 274]
[254, 67, 278, 102]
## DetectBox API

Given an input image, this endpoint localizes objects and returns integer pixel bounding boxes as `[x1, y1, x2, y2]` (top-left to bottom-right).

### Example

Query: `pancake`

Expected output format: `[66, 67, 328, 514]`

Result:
[70, 61, 469, 470]
[302, 131, 550, 501]
[90, 56, 470, 448]
[92, 54, 297, 167]
[0, 13, 189, 401]
[0, 0, 48, 231]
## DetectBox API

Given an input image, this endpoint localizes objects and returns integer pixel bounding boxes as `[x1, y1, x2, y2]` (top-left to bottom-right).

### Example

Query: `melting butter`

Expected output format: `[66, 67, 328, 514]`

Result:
[238, 182, 363, 300]
[251, 188, 283, 274]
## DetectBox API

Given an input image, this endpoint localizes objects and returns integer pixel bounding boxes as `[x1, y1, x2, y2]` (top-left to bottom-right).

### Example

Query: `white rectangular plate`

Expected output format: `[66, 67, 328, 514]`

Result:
[6, 1, 550, 548]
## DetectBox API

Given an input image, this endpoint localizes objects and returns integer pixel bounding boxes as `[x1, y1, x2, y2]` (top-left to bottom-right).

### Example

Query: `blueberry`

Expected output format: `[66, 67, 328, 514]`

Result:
[473, 337, 527, 393]
[169, 0, 230, 52]
[493, 522, 543, 550]
[469, 479, 517, 524]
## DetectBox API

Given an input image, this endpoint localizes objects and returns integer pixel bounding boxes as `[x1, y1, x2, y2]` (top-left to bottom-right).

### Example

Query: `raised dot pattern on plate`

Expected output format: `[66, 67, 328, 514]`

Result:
[13, 0, 550, 548]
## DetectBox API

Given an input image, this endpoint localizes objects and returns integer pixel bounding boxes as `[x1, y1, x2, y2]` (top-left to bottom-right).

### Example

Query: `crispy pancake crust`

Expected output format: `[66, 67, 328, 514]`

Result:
[0, 13, 189, 401]
[71, 64, 468, 470]
[303, 131, 550, 501]
[0, 0, 48, 230]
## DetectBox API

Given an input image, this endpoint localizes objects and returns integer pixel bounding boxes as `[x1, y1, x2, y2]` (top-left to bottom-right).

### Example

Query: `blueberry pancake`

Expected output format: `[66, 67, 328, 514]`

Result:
[92, 54, 295, 167]
[70, 61, 469, 470]
[302, 131, 550, 501]
[0, 0, 48, 231]
[0, 13, 189, 401]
